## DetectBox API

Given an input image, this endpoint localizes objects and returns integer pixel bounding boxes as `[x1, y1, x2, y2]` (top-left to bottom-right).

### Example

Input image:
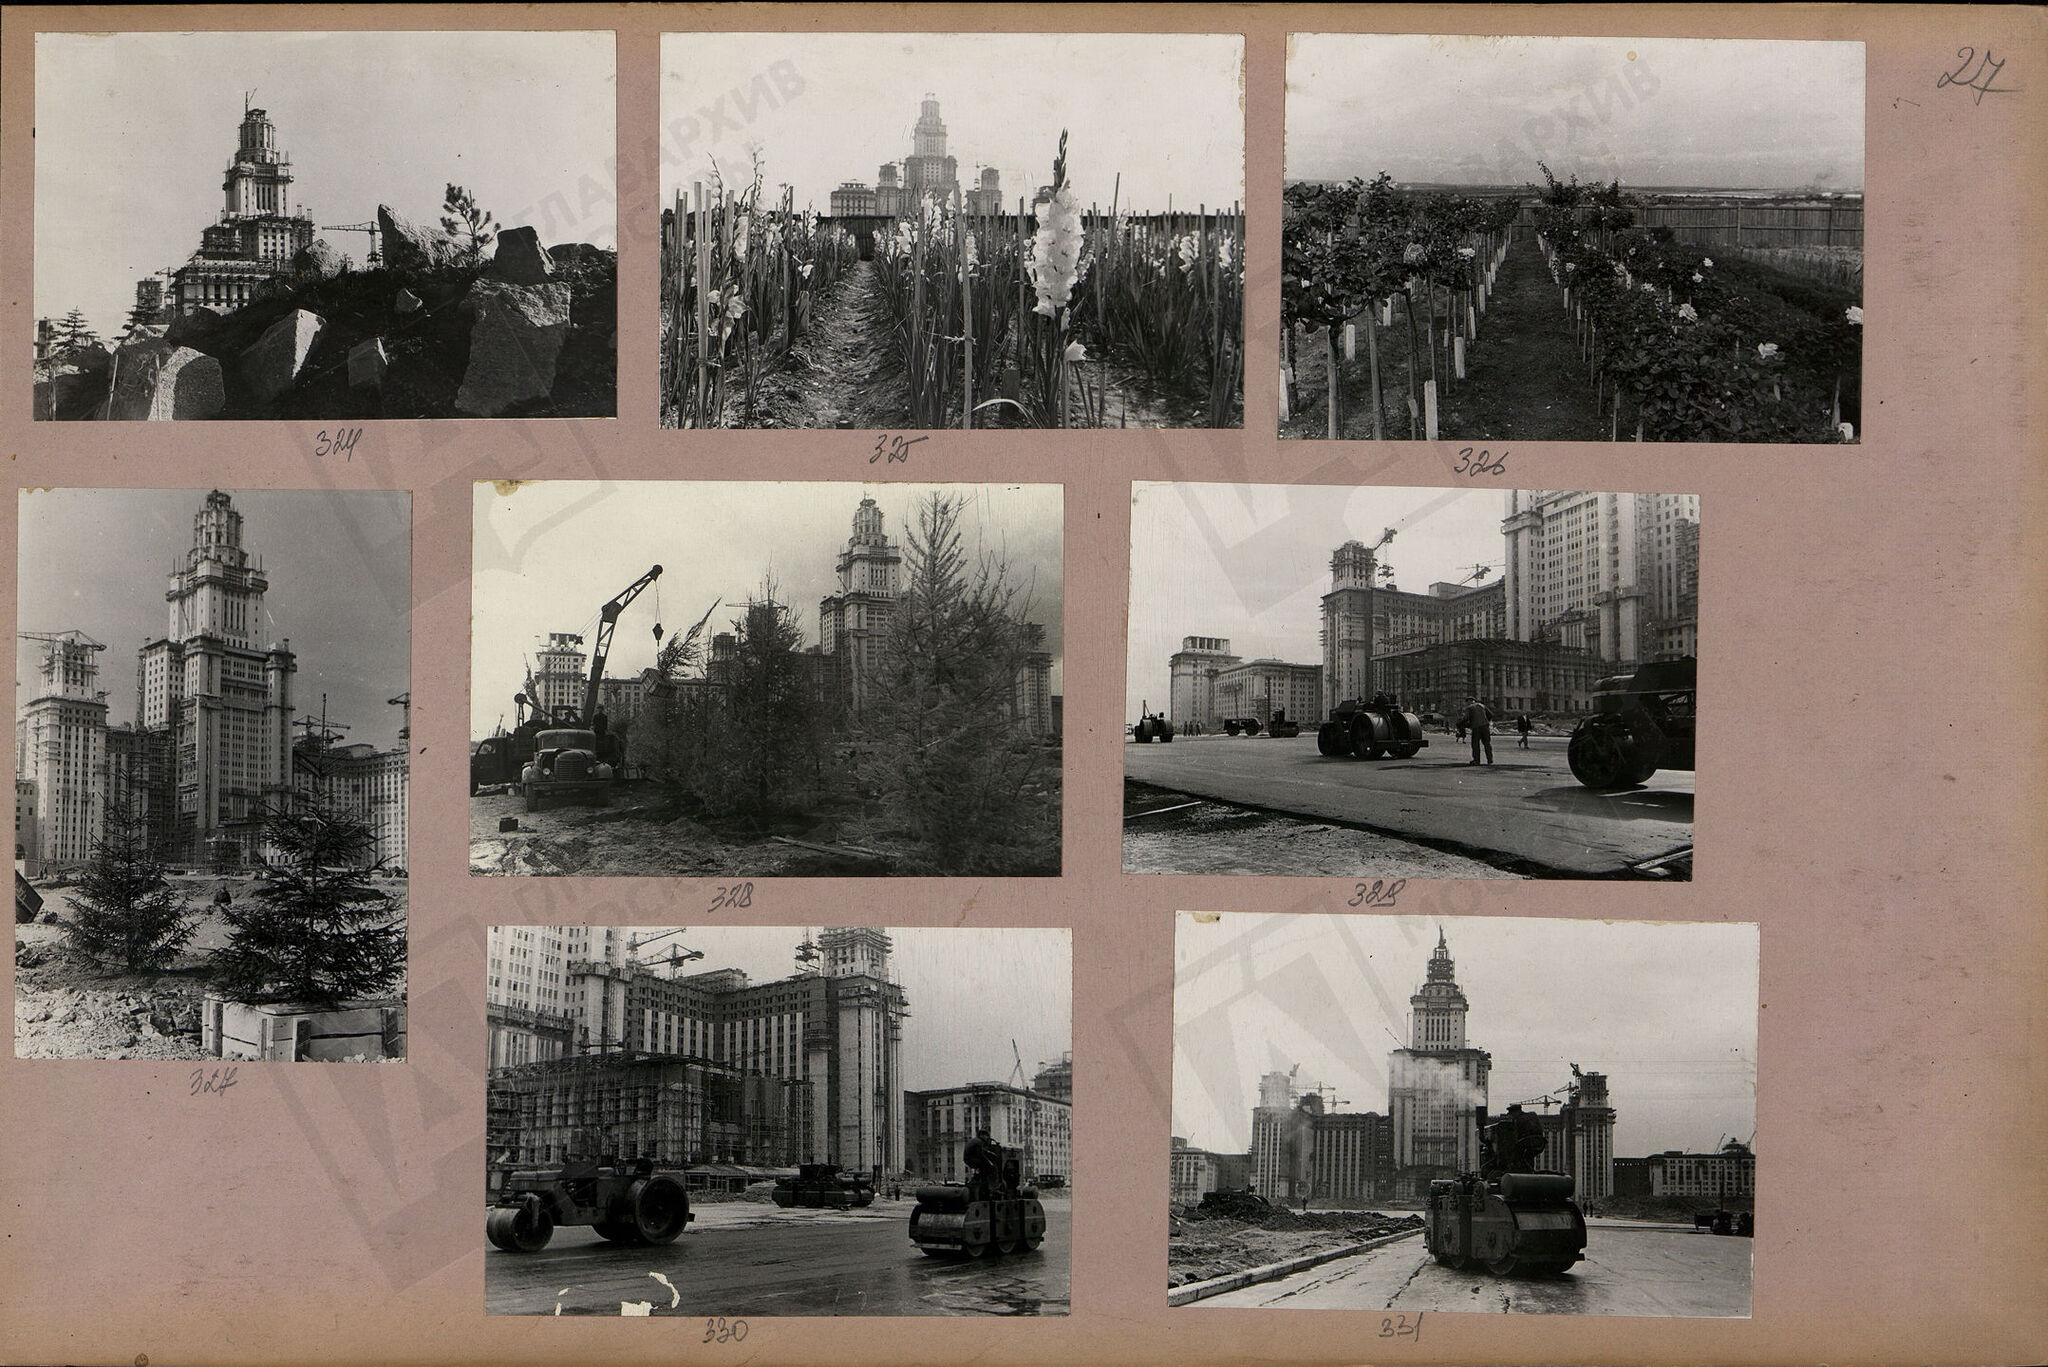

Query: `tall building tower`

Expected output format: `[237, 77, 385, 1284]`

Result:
[168, 104, 316, 315]
[818, 497, 902, 721]
[902, 95, 961, 204]
[137, 490, 295, 866]
[1501, 490, 1701, 667]
[1167, 636, 1241, 730]
[531, 632, 588, 721]
[1387, 930, 1491, 1195]
[1320, 540, 1382, 711]
[15, 632, 109, 869]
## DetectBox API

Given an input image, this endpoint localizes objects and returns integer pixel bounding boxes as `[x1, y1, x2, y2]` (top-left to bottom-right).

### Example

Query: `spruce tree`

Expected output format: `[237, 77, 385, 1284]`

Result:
[709, 581, 828, 817]
[210, 798, 404, 1009]
[856, 493, 1058, 874]
[63, 798, 197, 973]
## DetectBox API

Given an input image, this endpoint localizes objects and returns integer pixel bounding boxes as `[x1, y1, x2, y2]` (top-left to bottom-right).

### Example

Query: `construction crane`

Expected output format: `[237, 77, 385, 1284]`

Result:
[579, 565, 663, 725]
[628, 928, 704, 980]
[1457, 562, 1497, 585]
[387, 692, 410, 744]
[319, 222, 382, 266]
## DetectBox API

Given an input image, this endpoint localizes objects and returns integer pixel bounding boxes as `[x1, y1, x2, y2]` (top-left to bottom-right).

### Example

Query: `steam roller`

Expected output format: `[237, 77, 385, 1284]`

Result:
[1423, 1170, 1587, 1276]
[908, 1136, 1046, 1258]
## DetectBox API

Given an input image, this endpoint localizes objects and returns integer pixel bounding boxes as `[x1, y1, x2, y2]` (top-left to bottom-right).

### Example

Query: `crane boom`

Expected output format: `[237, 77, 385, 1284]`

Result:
[581, 565, 663, 723]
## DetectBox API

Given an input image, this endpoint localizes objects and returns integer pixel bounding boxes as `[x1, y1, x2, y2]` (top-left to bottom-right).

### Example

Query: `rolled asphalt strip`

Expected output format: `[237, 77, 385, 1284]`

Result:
[1168, 1227, 1424, 1307]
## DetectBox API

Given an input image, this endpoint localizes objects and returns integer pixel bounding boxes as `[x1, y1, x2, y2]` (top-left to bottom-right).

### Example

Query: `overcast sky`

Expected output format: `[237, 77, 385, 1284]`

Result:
[660, 32, 1243, 212]
[1127, 482, 1522, 720]
[517, 924, 1070, 1094]
[1175, 913, 1757, 1160]
[1288, 34, 1864, 191]
[17, 489, 412, 749]
[472, 482, 1063, 739]
[35, 30, 616, 340]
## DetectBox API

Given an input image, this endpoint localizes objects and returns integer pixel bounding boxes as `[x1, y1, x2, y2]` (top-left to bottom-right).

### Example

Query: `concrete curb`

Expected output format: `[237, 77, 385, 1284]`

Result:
[1168, 1227, 1423, 1307]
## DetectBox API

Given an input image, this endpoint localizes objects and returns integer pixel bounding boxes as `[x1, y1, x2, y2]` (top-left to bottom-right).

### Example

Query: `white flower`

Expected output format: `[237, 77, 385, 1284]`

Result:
[1691, 272, 1703, 283]
[1217, 237, 1235, 273]
[797, 262, 813, 280]
[731, 215, 750, 260]
[1063, 340, 1087, 363]
[1175, 232, 1200, 275]
[1028, 184, 1086, 317]
[1845, 305, 1863, 325]
[1757, 342, 1779, 359]
[1458, 246, 1476, 259]
[1566, 262, 1576, 273]
[1838, 421, 1855, 441]
[1701, 256, 1713, 268]
[1677, 303, 1698, 322]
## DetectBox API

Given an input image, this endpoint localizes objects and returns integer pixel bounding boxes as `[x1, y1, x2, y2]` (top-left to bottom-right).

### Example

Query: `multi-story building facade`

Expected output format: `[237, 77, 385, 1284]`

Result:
[1646, 1141, 1755, 1201]
[1510, 1071, 1617, 1202]
[302, 741, 410, 869]
[1388, 931, 1492, 1196]
[1031, 1053, 1073, 1103]
[1501, 490, 1701, 668]
[1307, 1110, 1396, 1205]
[1373, 637, 1601, 717]
[1212, 658, 1322, 727]
[1167, 635, 1239, 730]
[906, 1081, 1071, 1184]
[830, 98, 997, 220]
[15, 632, 108, 870]
[166, 106, 316, 317]
[487, 927, 909, 1177]
[529, 632, 588, 721]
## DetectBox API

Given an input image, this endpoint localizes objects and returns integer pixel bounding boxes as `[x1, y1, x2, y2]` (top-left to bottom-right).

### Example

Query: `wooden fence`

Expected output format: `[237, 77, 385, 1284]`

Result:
[1633, 201, 1863, 250]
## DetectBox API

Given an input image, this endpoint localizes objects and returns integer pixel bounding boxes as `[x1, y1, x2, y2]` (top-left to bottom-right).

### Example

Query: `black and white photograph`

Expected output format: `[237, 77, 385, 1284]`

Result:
[1171, 913, 1756, 1316]
[659, 32, 1244, 429]
[1282, 34, 1863, 443]
[471, 482, 1062, 877]
[32, 30, 617, 421]
[14, 489, 411, 1061]
[1126, 482, 1697, 879]
[485, 924, 1071, 1316]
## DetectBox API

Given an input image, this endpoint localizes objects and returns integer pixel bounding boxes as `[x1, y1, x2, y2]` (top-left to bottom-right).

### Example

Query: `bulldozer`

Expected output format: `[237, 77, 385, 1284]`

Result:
[1423, 1104, 1587, 1276]
[486, 1156, 694, 1253]
[772, 1163, 876, 1209]
[909, 1134, 1046, 1258]
[1316, 694, 1429, 759]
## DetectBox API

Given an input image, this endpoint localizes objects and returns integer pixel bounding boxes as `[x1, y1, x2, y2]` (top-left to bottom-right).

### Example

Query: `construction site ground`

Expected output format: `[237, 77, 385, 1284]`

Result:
[1167, 1205, 1426, 1289]
[470, 784, 938, 877]
[14, 875, 409, 1060]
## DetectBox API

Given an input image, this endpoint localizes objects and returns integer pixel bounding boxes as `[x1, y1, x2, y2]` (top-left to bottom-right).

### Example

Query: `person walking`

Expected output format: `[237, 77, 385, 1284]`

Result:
[1461, 696, 1493, 765]
[1516, 712, 1532, 749]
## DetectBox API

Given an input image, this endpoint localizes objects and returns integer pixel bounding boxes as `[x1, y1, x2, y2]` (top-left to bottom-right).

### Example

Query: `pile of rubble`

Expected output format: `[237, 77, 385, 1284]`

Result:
[14, 934, 209, 1061]
[35, 210, 615, 421]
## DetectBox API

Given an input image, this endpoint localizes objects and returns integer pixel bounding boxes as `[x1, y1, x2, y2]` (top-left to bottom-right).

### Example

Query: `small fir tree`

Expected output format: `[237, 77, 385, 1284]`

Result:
[52, 308, 101, 356]
[210, 798, 404, 1009]
[440, 183, 497, 261]
[856, 494, 1058, 874]
[708, 581, 829, 817]
[63, 797, 197, 973]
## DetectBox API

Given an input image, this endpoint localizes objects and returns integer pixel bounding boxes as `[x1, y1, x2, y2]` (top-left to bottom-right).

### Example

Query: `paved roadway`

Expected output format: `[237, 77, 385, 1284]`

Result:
[1126, 732, 1692, 875]
[1201, 1223, 1749, 1317]
[486, 1198, 1069, 1317]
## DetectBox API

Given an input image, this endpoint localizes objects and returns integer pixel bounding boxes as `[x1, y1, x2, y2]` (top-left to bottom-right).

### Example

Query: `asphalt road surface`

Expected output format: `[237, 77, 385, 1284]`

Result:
[1201, 1223, 1749, 1317]
[486, 1198, 1070, 1316]
[1125, 732, 1692, 875]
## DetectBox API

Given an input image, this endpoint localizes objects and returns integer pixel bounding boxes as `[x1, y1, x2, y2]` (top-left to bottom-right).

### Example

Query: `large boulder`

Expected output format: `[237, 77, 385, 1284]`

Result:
[347, 337, 389, 390]
[454, 280, 573, 416]
[105, 340, 225, 420]
[489, 225, 554, 285]
[238, 309, 328, 406]
[165, 307, 225, 350]
[378, 204, 469, 272]
[32, 342, 112, 420]
[293, 237, 348, 280]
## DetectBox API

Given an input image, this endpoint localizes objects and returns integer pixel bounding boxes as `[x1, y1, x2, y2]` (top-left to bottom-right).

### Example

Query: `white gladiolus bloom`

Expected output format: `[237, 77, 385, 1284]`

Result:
[1846, 305, 1864, 325]
[1029, 185, 1086, 317]
[1757, 342, 1779, 359]
[1064, 340, 1087, 363]
[1677, 303, 1699, 322]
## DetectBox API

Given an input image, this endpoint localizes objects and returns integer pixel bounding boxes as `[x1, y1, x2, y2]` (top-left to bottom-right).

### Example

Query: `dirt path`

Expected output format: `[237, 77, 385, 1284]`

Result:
[1437, 237, 1606, 442]
[751, 260, 911, 429]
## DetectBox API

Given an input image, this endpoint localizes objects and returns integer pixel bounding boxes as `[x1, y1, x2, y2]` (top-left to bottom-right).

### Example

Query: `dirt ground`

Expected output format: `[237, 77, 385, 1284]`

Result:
[1167, 1208, 1425, 1288]
[14, 875, 409, 1060]
[1124, 784, 1520, 878]
[470, 785, 913, 877]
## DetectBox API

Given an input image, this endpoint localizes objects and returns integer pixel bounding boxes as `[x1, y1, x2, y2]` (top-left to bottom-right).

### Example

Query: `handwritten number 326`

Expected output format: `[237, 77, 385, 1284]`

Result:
[1453, 448, 1507, 477]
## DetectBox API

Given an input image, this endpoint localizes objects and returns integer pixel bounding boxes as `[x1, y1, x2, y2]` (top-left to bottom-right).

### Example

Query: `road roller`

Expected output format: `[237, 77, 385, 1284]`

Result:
[1567, 656, 1696, 790]
[908, 1135, 1046, 1258]
[772, 1162, 875, 1209]
[1316, 694, 1429, 759]
[1131, 711, 1175, 743]
[1423, 1106, 1586, 1276]
[486, 1156, 693, 1253]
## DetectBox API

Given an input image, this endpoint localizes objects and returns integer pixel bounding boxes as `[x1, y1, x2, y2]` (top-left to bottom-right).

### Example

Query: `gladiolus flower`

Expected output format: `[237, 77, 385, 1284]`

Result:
[1757, 342, 1779, 359]
[797, 263, 814, 280]
[1064, 340, 1087, 363]
[1677, 303, 1698, 322]
[1838, 422, 1855, 441]
[1701, 257, 1714, 268]
[1028, 184, 1086, 317]
[1845, 306, 1863, 325]
[1691, 272, 1703, 283]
